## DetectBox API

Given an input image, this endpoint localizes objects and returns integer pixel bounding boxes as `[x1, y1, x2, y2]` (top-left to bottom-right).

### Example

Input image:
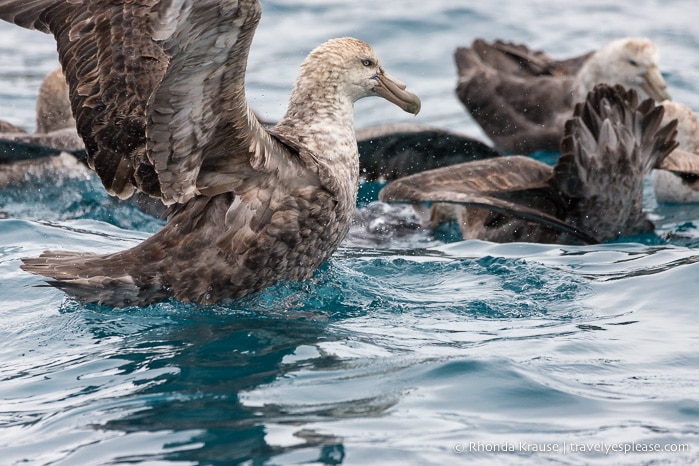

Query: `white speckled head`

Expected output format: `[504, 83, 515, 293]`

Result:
[297, 37, 420, 114]
[575, 37, 671, 102]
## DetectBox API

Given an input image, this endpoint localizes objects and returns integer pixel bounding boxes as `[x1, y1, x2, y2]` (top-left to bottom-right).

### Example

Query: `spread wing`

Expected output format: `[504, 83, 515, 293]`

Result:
[554, 85, 679, 199]
[379, 156, 598, 244]
[0, 0, 293, 205]
[380, 155, 553, 197]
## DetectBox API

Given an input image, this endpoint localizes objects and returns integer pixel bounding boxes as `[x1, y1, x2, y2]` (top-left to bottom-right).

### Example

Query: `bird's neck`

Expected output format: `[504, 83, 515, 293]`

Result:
[274, 81, 360, 202]
[281, 78, 356, 133]
[278, 80, 358, 164]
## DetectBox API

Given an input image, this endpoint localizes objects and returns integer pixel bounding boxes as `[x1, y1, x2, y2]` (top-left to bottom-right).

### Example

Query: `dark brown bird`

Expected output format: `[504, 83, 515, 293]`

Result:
[455, 38, 671, 155]
[0, 0, 420, 306]
[380, 85, 699, 245]
[356, 122, 500, 181]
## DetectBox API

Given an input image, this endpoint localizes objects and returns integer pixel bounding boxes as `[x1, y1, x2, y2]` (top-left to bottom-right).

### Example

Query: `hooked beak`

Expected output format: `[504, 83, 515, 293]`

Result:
[642, 65, 671, 101]
[374, 69, 421, 115]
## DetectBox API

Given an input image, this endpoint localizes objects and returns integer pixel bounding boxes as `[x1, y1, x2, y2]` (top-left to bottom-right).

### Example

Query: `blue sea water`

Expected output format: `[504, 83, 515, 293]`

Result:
[1, 1, 699, 465]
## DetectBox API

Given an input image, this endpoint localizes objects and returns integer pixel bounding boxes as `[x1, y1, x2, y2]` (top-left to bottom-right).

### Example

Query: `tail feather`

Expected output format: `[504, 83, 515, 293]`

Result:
[21, 251, 166, 307]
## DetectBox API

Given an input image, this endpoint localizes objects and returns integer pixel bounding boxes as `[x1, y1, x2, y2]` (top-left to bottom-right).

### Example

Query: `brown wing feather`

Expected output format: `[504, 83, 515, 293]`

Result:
[433, 193, 597, 245]
[0, 0, 56, 32]
[472, 39, 557, 77]
[552, 84, 679, 241]
[0, 0, 286, 206]
[555, 84, 678, 198]
[378, 156, 598, 244]
[0, 0, 170, 199]
[147, 0, 265, 204]
[469, 38, 594, 78]
[379, 155, 554, 202]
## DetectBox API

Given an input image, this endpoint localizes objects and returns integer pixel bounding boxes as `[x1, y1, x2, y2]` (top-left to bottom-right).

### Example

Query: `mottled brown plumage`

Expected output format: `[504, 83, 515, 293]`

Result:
[380, 85, 688, 245]
[455, 38, 671, 154]
[0, 0, 420, 306]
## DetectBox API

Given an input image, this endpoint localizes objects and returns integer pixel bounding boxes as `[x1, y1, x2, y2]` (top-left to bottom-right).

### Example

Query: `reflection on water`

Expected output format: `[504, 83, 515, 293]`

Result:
[98, 315, 339, 464]
[2, 214, 699, 464]
[2, 297, 353, 463]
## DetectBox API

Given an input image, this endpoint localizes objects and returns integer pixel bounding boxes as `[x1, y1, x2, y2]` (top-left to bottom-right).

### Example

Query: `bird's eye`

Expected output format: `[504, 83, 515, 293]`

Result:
[628, 59, 639, 66]
[361, 59, 374, 67]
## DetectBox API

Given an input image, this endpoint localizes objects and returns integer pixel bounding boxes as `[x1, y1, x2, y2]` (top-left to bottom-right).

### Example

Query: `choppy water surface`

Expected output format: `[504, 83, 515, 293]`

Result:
[1, 1, 699, 464]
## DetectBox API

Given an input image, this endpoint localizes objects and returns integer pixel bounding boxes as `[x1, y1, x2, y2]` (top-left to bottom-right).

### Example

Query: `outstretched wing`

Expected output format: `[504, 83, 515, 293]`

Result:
[379, 156, 598, 244]
[380, 155, 552, 197]
[0, 0, 287, 204]
[554, 84, 678, 199]
[547, 84, 680, 240]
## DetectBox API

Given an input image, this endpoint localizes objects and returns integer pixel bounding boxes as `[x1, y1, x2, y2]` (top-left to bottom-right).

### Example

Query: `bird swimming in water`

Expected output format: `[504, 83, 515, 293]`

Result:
[455, 37, 671, 154]
[0, 0, 420, 307]
[380, 85, 699, 245]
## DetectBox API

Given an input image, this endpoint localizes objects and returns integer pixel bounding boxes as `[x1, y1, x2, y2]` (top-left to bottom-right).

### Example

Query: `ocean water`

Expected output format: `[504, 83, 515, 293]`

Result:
[1, 1, 699, 465]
